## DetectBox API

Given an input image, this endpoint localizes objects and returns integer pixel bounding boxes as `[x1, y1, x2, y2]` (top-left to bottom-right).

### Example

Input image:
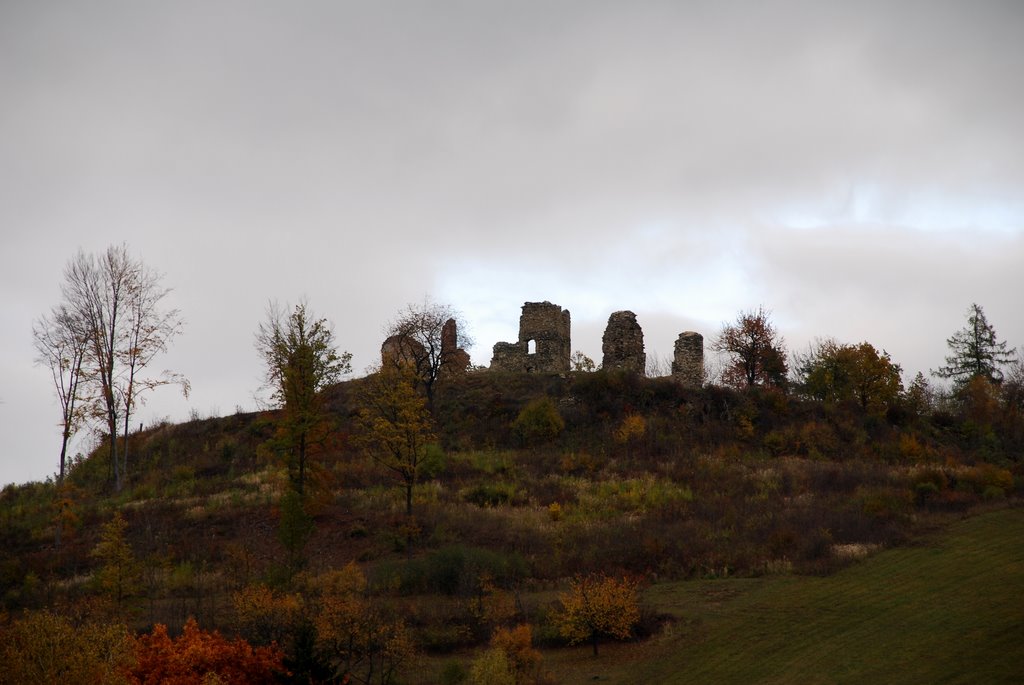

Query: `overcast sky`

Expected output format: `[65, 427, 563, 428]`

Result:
[2, 1, 1022, 486]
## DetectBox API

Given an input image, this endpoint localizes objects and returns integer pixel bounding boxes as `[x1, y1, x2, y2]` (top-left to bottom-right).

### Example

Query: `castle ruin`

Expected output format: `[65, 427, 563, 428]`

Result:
[672, 331, 704, 388]
[601, 310, 645, 374]
[473, 300, 705, 387]
[381, 317, 470, 376]
[490, 301, 571, 373]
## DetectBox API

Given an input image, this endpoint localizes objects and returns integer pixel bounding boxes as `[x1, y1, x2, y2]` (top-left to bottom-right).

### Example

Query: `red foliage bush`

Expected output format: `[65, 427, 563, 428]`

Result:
[127, 617, 287, 685]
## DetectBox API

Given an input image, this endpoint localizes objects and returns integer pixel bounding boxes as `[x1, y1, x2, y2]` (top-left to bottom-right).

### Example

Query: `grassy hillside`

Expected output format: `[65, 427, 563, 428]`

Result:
[1, 370, 1022, 683]
[538, 507, 1024, 684]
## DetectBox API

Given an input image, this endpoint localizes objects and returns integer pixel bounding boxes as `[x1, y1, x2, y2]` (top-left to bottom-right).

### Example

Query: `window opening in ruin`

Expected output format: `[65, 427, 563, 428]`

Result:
[527, 339, 537, 355]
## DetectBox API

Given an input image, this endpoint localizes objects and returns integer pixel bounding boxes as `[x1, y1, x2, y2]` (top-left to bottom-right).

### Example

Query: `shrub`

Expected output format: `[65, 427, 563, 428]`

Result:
[462, 482, 522, 508]
[439, 659, 469, 685]
[469, 647, 515, 685]
[512, 398, 564, 445]
[958, 464, 1014, 495]
[914, 481, 941, 506]
[380, 545, 528, 596]
[491, 624, 542, 682]
[129, 617, 287, 684]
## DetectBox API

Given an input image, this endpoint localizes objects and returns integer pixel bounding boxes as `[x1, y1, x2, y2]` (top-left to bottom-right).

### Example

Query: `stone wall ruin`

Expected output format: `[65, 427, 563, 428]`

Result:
[490, 301, 571, 373]
[601, 310, 645, 374]
[381, 317, 470, 376]
[672, 331, 704, 388]
[484, 300, 703, 387]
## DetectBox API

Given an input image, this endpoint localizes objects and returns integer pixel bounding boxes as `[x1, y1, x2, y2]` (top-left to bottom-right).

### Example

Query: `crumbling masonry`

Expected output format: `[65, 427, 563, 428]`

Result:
[672, 331, 704, 388]
[381, 318, 470, 376]
[477, 300, 703, 386]
[490, 301, 571, 373]
[602, 310, 645, 374]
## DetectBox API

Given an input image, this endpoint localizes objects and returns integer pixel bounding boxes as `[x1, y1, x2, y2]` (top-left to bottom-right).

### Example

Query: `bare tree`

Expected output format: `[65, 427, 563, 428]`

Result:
[118, 263, 189, 475]
[382, 300, 472, 407]
[644, 350, 672, 378]
[59, 244, 186, 491]
[32, 305, 89, 483]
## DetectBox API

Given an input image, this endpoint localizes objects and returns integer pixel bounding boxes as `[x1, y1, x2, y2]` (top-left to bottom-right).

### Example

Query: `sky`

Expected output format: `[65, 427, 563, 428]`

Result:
[2, 1, 1022, 487]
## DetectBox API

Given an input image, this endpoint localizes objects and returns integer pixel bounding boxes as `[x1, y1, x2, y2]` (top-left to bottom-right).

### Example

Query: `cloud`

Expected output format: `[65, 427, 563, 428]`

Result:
[2, 0, 1023, 485]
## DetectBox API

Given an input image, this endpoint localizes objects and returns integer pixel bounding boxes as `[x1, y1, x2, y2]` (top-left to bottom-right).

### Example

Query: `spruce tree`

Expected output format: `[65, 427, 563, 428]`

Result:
[933, 303, 1016, 388]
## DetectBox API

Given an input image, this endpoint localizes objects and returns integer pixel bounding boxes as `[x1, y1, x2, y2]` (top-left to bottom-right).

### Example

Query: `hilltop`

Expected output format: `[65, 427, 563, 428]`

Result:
[1, 369, 1021, 683]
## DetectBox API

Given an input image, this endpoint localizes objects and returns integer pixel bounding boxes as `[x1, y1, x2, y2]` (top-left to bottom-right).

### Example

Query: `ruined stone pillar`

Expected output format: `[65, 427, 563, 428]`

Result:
[672, 331, 704, 388]
[601, 311, 645, 374]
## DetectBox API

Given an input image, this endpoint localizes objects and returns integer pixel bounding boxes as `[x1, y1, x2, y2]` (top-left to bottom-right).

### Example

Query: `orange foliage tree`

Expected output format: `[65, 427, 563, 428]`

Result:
[312, 563, 415, 685]
[127, 617, 286, 684]
[713, 306, 788, 389]
[490, 624, 542, 683]
[554, 573, 641, 657]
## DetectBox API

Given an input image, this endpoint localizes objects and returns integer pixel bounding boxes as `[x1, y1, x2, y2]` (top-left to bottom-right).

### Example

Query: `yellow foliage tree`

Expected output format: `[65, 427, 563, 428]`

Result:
[312, 563, 415, 685]
[0, 610, 134, 685]
[554, 573, 640, 657]
[91, 511, 141, 608]
[490, 624, 542, 684]
[231, 583, 302, 647]
[354, 364, 436, 518]
[469, 647, 515, 685]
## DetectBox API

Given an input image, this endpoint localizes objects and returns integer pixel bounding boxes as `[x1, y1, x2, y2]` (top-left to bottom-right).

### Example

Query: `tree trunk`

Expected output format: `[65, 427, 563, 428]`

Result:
[122, 408, 133, 490]
[297, 432, 306, 495]
[109, 411, 121, 492]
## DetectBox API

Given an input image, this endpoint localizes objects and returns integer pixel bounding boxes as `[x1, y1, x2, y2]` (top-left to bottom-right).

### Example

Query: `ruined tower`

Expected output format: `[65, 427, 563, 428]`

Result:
[601, 310, 645, 374]
[490, 301, 571, 373]
[440, 318, 471, 376]
[671, 331, 704, 388]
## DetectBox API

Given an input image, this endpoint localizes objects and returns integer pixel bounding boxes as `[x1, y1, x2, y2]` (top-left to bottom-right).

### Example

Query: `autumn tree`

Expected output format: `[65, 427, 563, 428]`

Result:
[933, 303, 1017, 389]
[490, 624, 543, 684]
[794, 339, 903, 413]
[231, 583, 302, 648]
[902, 371, 934, 414]
[128, 617, 286, 684]
[382, 300, 472, 407]
[0, 610, 134, 685]
[469, 648, 516, 685]
[312, 563, 415, 685]
[91, 511, 141, 608]
[256, 301, 351, 495]
[58, 244, 186, 491]
[354, 364, 435, 519]
[554, 573, 641, 657]
[712, 306, 787, 389]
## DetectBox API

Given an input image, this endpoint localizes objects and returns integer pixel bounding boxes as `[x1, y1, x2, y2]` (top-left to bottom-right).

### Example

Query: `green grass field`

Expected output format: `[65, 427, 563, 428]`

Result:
[542, 506, 1024, 684]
